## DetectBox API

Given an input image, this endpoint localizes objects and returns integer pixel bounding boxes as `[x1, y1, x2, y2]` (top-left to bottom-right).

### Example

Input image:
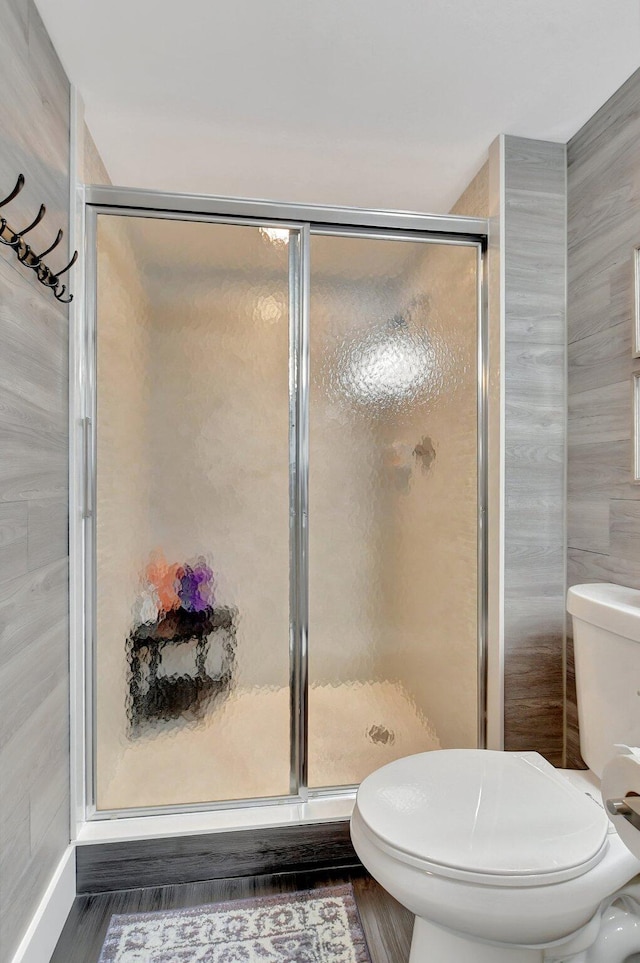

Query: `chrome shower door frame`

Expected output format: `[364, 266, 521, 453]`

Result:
[79, 186, 488, 820]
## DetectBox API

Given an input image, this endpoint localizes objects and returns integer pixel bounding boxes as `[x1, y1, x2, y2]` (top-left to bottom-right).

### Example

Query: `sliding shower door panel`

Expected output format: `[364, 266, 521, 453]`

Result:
[92, 214, 296, 811]
[307, 233, 480, 789]
[85, 188, 487, 818]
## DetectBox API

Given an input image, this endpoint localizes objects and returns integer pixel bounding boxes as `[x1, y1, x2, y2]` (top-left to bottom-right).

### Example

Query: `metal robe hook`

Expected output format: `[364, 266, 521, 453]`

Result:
[16, 241, 34, 264]
[0, 217, 14, 245]
[40, 249, 77, 289]
[23, 228, 63, 270]
[2, 204, 46, 250]
[54, 283, 73, 304]
[36, 228, 63, 260]
[14, 204, 46, 241]
[0, 173, 25, 209]
[0, 173, 75, 302]
[52, 249, 78, 278]
[37, 264, 57, 286]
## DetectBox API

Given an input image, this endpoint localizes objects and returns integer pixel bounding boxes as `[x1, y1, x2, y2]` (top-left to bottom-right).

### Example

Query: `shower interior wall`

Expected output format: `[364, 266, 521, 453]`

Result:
[370, 242, 479, 751]
[144, 228, 291, 692]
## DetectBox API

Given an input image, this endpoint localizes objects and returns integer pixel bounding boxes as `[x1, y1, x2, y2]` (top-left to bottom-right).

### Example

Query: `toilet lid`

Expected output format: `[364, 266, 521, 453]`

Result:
[356, 750, 609, 883]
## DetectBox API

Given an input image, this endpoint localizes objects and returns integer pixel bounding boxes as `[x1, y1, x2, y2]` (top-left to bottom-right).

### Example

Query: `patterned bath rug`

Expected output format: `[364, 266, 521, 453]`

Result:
[98, 883, 372, 962]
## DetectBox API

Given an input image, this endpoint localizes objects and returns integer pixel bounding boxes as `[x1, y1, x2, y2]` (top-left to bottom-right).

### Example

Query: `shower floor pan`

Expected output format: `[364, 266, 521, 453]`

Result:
[97, 680, 441, 812]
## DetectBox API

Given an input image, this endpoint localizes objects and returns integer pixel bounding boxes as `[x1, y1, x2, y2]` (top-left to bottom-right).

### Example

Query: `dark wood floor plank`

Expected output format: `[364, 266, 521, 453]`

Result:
[352, 875, 414, 963]
[51, 867, 413, 963]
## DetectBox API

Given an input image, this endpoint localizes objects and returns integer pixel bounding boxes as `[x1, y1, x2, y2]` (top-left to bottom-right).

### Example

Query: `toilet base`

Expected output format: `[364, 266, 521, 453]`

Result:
[409, 902, 640, 963]
[409, 917, 543, 963]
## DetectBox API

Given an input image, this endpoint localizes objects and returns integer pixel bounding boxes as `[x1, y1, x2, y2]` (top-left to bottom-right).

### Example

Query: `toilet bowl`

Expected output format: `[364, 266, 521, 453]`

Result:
[350, 584, 640, 961]
[351, 750, 640, 961]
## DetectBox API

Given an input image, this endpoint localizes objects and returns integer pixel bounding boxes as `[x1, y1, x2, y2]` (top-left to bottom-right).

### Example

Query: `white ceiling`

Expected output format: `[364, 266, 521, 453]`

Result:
[36, 0, 640, 213]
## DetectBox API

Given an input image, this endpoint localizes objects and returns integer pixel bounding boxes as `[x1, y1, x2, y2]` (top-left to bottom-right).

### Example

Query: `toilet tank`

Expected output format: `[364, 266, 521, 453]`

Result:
[567, 583, 640, 777]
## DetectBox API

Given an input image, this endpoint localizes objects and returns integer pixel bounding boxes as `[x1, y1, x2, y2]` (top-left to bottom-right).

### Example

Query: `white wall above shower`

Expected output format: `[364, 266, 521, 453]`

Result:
[34, 0, 640, 213]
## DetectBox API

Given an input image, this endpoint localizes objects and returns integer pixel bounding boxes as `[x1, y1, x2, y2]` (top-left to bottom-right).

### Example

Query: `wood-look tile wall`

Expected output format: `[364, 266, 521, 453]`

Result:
[0, 2, 71, 958]
[501, 137, 567, 764]
[566, 66, 640, 769]
[452, 140, 566, 761]
[77, 822, 359, 894]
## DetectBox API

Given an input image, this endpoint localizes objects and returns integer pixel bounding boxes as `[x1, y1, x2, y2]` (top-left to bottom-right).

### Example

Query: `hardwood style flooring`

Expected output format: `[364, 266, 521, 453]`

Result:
[51, 867, 413, 963]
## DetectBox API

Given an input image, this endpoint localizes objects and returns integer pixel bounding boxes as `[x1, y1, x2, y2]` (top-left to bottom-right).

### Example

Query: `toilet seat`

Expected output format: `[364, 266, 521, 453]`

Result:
[355, 749, 610, 887]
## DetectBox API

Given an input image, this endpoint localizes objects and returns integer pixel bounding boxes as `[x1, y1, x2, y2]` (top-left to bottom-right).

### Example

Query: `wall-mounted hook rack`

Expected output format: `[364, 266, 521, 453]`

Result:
[0, 173, 77, 303]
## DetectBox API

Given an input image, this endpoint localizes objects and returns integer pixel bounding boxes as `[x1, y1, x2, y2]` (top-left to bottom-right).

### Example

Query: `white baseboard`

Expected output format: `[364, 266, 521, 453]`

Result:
[10, 845, 76, 963]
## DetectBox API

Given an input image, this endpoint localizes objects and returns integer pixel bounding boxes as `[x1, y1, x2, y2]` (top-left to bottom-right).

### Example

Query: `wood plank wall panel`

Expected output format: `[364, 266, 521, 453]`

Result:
[566, 66, 640, 769]
[452, 146, 566, 760]
[76, 822, 361, 894]
[501, 137, 567, 764]
[0, 2, 71, 958]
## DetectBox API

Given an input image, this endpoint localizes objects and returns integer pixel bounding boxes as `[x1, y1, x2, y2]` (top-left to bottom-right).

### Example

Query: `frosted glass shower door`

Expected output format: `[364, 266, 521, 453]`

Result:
[92, 213, 296, 811]
[307, 233, 480, 789]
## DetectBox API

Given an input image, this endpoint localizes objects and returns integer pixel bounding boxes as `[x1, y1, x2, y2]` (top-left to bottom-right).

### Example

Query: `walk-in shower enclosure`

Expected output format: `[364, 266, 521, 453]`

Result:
[80, 189, 487, 817]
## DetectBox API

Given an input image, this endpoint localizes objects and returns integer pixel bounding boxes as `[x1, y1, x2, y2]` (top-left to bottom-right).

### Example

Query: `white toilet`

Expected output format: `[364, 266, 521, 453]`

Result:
[351, 583, 640, 962]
